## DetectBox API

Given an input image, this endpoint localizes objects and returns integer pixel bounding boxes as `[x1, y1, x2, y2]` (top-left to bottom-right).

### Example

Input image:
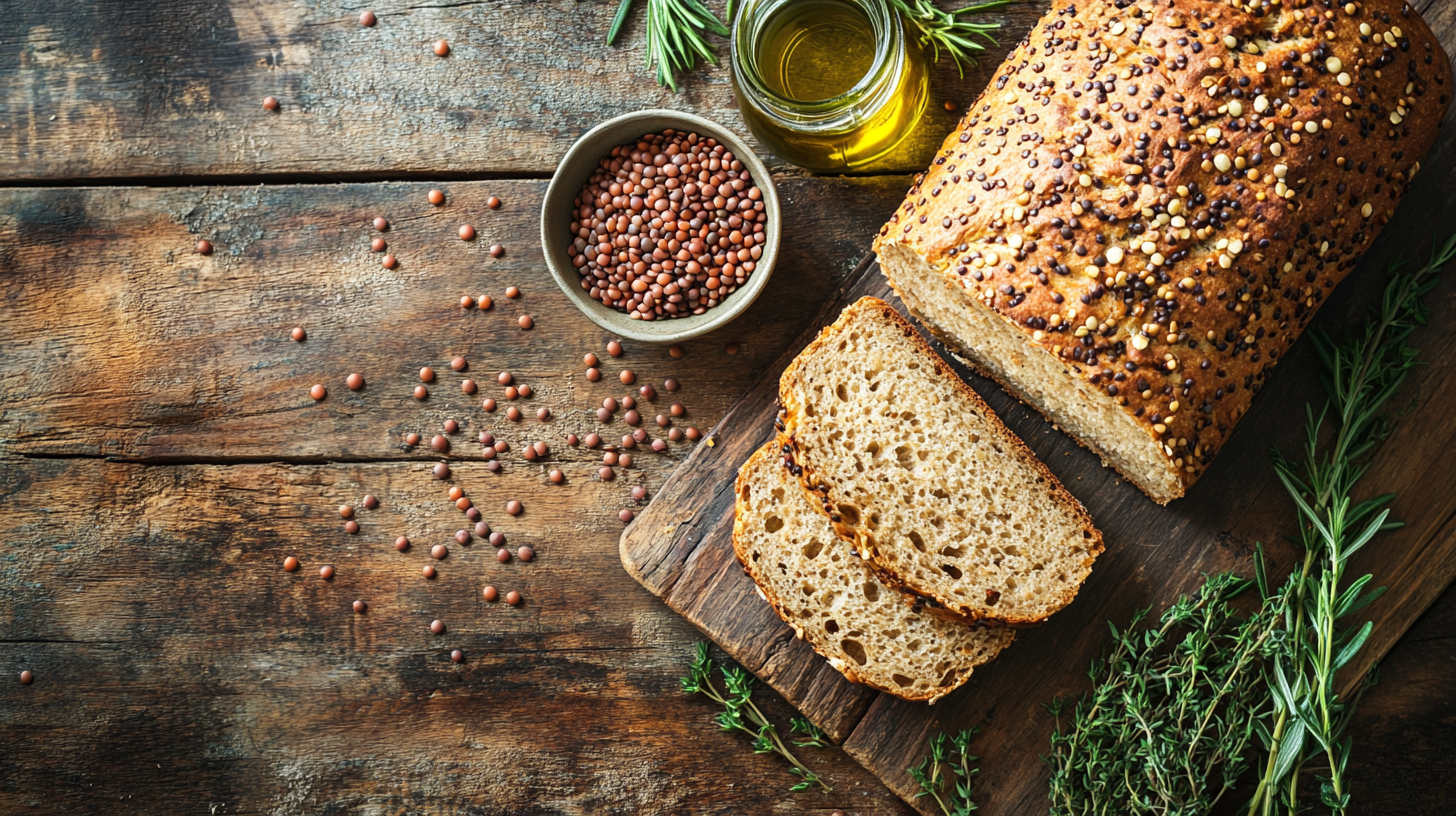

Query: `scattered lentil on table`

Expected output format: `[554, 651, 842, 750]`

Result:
[428, 189, 444, 205]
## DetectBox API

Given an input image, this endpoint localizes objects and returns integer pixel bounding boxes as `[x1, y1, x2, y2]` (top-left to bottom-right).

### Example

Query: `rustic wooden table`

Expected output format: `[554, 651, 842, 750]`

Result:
[1, 1, 1453, 814]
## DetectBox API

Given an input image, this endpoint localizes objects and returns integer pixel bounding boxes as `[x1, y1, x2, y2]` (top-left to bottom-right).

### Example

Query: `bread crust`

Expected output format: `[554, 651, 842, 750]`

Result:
[777, 297, 1105, 626]
[873, 0, 1453, 502]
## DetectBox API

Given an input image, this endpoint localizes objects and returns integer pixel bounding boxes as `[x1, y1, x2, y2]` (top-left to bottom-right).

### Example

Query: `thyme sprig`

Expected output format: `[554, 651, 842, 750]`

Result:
[1045, 568, 1284, 815]
[1247, 233, 1456, 816]
[908, 728, 981, 815]
[888, 0, 1010, 77]
[680, 642, 832, 792]
[607, 0, 729, 92]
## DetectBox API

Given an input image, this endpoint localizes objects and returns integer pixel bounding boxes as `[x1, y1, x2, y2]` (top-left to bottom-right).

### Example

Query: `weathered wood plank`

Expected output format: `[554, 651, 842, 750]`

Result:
[0, 456, 916, 815]
[0, 176, 909, 463]
[0, 0, 1049, 181]
[624, 86, 1456, 812]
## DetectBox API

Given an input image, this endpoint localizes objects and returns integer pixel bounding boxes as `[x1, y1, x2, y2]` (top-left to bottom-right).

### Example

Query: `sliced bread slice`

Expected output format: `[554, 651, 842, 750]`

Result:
[734, 443, 1014, 702]
[778, 297, 1103, 625]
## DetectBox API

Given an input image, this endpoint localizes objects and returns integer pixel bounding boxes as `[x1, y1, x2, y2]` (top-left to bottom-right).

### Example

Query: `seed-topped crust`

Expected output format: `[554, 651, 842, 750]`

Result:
[873, 0, 1452, 502]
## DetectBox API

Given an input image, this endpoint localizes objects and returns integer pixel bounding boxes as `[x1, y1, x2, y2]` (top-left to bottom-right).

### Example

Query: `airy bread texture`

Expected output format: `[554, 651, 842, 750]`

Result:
[874, 0, 1452, 504]
[734, 443, 1016, 702]
[778, 297, 1103, 626]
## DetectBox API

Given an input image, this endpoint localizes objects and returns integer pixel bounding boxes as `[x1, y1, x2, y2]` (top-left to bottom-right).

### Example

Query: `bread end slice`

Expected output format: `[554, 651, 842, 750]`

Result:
[734, 443, 1014, 703]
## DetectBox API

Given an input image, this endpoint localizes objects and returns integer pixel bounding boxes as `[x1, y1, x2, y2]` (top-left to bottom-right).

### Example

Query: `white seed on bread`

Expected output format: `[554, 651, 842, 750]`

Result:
[778, 297, 1103, 626]
[734, 443, 1014, 702]
[874, 0, 1452, 504]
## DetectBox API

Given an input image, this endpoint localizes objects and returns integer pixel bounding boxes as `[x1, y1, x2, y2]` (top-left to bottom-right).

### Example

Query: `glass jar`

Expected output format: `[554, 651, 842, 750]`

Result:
[730, 0, 928, 172]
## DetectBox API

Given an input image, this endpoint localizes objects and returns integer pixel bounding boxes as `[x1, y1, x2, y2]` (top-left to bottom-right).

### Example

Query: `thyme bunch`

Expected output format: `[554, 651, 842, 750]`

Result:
[1045, 569, 1283, 816]
[908, 728, 981, 815]
[888, 0, 1010, 77]
[680, 642, 832, 792]
[1247, 233, 1456, 815]
[607, 0, 729, 92]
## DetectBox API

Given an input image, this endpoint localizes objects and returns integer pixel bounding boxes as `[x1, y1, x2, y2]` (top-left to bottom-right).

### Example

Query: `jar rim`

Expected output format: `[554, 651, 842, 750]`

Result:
[730, 0, 900, 116]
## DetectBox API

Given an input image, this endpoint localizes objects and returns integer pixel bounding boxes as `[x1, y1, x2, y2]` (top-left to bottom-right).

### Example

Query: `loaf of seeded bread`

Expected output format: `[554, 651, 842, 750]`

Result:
[734, 443, 1016, 701]
[874, 0, 1452, 504]
[777, 297, 1103, 626]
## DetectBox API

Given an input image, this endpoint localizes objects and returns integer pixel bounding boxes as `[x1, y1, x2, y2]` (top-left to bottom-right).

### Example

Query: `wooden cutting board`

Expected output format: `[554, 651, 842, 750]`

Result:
[620, 223, 1456, 812]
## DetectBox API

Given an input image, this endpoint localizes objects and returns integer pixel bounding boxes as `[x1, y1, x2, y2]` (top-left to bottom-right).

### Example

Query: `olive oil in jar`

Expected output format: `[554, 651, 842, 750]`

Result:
[731, 0, 927, 171]
[757, 0, 877, 103]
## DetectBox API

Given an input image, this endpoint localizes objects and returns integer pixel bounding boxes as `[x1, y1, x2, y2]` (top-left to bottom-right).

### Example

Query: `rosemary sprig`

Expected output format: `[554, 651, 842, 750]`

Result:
[1247, 233, 1456, 816]
[680, 641, 832, 792]
[607, 0, 729, 92]
[908, 728, 981, 815]
[1045, 568, 1283, 816]
[888, 0, 1010, 77]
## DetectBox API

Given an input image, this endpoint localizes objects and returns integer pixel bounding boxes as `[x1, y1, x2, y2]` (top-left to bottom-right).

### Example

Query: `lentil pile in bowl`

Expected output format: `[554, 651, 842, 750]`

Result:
[569, 130, 766, 321]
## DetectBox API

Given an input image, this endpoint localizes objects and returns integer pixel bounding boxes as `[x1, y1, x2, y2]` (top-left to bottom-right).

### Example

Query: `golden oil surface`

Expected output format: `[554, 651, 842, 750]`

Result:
[757, 0, 876, 102]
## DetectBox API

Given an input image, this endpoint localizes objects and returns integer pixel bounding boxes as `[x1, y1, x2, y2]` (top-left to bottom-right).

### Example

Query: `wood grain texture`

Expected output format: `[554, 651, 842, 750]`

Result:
[0, 177, 908, 463]
[623, 81, 1456, 810]
[0, 457, 916, 815]
[0, 0, 1048, 181]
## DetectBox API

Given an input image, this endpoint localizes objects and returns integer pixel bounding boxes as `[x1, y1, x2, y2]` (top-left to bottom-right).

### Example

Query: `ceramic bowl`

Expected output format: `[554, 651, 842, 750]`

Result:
[540, 109, 781, 344]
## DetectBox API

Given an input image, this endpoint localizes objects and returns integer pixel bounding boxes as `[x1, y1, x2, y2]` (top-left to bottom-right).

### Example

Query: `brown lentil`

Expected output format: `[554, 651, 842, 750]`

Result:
[433, 39, 449, 56]
[651, 438, 668, 452]
[478, 295, 493, 310]
[602, 397, 619, 412]
[465, 507, 480, 521]
[448, 486, 464, 501]
[346, 373, 364, 391]
[459, 295, 474, 309]
[449, 356, 466, 372]
[533, 441, 547, 457]
[432, 544, 449, 559]
[319, 565, 335, 579]
[584, 433, 602, 448]
[624, 410, 641, 426]
[485, 460, 501, 472]
[655, 414, 670, 428]
[669, 344, 685, 358]
[586, 367, 602, 382]
[262, 96, 279, 111]
[309, 384, 327, 400]
[685, 426, 701, 440]
[451, 649, 464, 663]
[431, 434, 449, 452]
[505, 500, 523, 516]
[475, 520, 490, 536]
[631, 485, 647, 500]
[619, 369, 635, 385]
[433, 461, 451, 479]
[631, 428, 648, 443]
[618, 509, 634, 523]
[567, 434, 579, 446]
[488, 531, 505, 547]
[517, 315, 533, 330]
[518, 384, 533, 398]
[517, 546, 534, 562]
[663, 378, 679, 392]
[413, 385, 428, 400]
[482, 398, 497, 412]
[583, 353, 599, 367]
[603, 451, 619, 466]
[482, 585, 499, 602]
[478, 432, 494, 446]
[496, 548, 511, 563]
[396, 536, 410, 551]
[344, 520, 359, 534]
[494, 440, 509, 453]
[570, 132, 764, 320]
[487, 196, 501, 209]
[670, 402, 685, 416]
[428, 189, 444, 205]
[599, 466, 615, 481]
[621, 435, 636, 450]
[360, 10, 376, 26]
[505, 590, 522, 606]
[20, 670, 34, 685]
[455, 497, 470, 511]
[405, 432, 421, 446]
[422, 564, 437, 578]
[382, 254, 397, 269]
[196, 239, 213, 255]
[621, 396, 636, 410]
[725, 342, 740, 355]
[639, 385, 656, 400]
[419, 367, 435, 382]
[353, 599, 367, 613]
[462, 379, 477, 395]
[363, 495, 379, 510]
[459, 224, 475, 241]
[371, 237, 386, 252]
[283, 556, 300, 572]
[536, 407, 550, 421]
[430, 619, 445, 634]
[505, 286, 520, 299]
[339, 504, 354, 519]
[506, 406, 522, 421]
[668, 427, 684, 442]
[522, 446, 538, 462]
[606, 340, 623, 357]
[548, 469, 564, 484]
[481, 448, 496, 463]
[619, 453, 633, 468]
[489, 244, 505, 258]
[373, 217, 388, 232]
[497, 371, 513, 386]
[291, 327, 306, 342]
[443, 419, 459, 433]
[454, 529, 470, 545]
[596, 407, 612, 423]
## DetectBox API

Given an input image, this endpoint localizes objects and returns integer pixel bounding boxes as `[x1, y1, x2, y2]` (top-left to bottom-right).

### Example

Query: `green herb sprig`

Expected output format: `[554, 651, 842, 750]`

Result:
[680, 642, 832, 792]
[1247, 233, 1456, 816]
[908, 728, 982, 815]
[888, 0, 1010, 77]
[607, 0, 729, 92]
[1045, 568, 1284, 816]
